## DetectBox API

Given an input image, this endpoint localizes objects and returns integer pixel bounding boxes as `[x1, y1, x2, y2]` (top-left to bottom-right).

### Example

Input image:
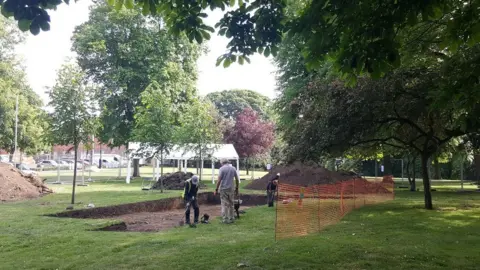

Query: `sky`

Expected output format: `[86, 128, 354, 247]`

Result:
[15, 0, 278, 105]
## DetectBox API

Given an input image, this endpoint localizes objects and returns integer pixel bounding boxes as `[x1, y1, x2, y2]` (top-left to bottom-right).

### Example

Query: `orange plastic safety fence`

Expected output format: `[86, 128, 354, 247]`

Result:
[275, 176, 394, 240]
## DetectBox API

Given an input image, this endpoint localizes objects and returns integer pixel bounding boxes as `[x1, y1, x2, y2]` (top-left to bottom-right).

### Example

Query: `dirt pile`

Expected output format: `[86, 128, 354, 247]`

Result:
[245, 162, 355, 190]
[151, 171, 206, 190]
[0, 163, 53, 202]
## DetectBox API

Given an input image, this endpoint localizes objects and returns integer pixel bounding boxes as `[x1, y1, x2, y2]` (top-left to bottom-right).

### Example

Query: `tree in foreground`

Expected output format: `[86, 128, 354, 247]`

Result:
[4, 1, 479, 81]
[283, 67, 479, 209]
[133, 81, 177, 190]
[48, 63, 97, 206]
[224, 108, 275, 176]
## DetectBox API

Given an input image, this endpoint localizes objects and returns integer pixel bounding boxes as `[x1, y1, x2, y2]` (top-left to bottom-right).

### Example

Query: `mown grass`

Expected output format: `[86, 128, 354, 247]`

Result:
[0, 178, 479, 269]
[38, 167, 268, 184]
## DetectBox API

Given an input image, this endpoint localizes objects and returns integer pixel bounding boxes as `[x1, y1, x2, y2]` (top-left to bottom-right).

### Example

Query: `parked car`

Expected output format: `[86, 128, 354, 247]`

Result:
[37, 160, 58, 168]
[16, 163, 37, 176]
[57, 160, 69, 166]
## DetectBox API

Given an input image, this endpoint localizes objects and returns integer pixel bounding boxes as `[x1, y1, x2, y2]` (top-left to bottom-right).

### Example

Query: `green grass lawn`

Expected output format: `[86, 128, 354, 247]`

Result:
[0, 178, 479, 269]
[39, 166, 268, 184]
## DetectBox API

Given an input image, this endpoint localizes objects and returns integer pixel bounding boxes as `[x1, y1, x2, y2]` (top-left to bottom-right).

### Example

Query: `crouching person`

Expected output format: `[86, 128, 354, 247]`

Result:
[183, 175, 200, 227]
[267, 173, 279, 207]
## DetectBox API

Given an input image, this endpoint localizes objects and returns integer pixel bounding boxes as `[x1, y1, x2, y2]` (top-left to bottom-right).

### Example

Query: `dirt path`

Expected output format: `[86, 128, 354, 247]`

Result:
[103, 204, 250, 232]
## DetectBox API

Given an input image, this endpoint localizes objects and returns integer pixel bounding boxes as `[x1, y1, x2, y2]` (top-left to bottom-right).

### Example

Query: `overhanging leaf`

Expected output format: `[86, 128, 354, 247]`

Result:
[18, 19, 31, 32]
[30, 23, 40, 35]
[115, 0, 124, 11]
[125, 0, 134, 9]
[194, 31, 203, 43]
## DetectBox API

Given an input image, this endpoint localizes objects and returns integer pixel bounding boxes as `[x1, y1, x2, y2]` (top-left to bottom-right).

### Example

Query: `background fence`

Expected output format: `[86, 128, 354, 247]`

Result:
[275, 176, 394, 240]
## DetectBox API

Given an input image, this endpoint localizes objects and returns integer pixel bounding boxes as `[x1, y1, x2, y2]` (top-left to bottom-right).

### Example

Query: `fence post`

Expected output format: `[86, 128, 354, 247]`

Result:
[364, 179, 367, 205]
[274, 183, 279, 242]
[353, 178, 356, 208]
[341, 183, 344, 216]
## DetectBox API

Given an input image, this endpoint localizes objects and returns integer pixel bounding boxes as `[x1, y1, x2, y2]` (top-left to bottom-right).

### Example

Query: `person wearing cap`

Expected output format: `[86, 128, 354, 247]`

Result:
[266, 173, 280, 207]
[216, 158, 239, 224]
[183, 175, 200, 226]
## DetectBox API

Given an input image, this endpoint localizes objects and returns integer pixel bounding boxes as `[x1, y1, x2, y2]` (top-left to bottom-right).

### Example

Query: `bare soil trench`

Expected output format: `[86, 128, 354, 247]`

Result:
[48, 192, 266, 232]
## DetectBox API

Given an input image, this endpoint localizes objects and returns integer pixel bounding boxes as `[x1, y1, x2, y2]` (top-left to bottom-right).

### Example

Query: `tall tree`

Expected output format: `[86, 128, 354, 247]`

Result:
[48, 63, 97, 205]
[177, 98, 223, 181]
[206, 89, 272, 120]
[283, 66, 479, 209]
[224, 108, 275, 175]
[0, 16, 47, 161]
[133, 81, 177, 186]
[71, 2, 200, 148]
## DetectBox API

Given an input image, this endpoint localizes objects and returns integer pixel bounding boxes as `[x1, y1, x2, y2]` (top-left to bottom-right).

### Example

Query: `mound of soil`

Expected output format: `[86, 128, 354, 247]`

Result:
[0, 163, 53, 202]
[152, 171, 206, 190]
[245, 162, 355, 190]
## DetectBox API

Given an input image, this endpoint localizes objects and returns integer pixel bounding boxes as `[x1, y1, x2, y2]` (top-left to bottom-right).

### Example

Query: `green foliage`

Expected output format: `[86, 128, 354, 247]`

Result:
[133, 81, 176, 154]
[5, 0, 479, 79]
[290, 0, 480, 81]
[47, 63, 97, 148]
[0, 16, 24, 61]
[0, 0, 62, 35]
[206, 89, 272, 120]
[2, 0, 286, 67]
[71, 2, 200, 147]
[0, 16, 47, 157]
[177, 98, 223, 155]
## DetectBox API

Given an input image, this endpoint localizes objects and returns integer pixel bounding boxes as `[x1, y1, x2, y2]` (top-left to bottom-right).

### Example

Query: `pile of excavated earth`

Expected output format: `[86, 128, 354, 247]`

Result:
[245, 162, 357, 190]
[152, 171, 206, 190]
[0, 163, 53, 202]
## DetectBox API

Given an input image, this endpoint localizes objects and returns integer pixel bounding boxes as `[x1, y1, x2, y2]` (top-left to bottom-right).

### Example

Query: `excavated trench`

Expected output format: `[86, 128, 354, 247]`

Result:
[48, 192, 267, 232]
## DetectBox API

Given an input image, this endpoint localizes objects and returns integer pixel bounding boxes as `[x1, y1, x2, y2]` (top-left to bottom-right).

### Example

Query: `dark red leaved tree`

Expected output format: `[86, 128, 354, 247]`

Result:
[224, 108, 275, 174]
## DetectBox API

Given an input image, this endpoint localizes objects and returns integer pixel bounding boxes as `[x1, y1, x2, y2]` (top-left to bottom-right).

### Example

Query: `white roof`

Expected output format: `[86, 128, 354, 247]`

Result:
[128, 143, 239, 160]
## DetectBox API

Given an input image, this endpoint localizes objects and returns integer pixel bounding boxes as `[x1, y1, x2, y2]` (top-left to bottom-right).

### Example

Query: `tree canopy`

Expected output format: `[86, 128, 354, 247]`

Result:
[206, 89, 271, 120]
[71, 2, 201, 147]
[0, 16, 47, 160]
[3, 0, 479, 77]
[47, 63, 97, 148]
[133, 81, 177, 155]
[224, 107, 275, 160]
[48, 62, 97, 204]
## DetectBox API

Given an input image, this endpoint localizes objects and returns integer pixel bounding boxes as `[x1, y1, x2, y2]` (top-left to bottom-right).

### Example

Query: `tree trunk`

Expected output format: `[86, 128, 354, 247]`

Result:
[160, 151, 164, 193]
[71, 142, 78, 205]
[199, 149, 203, 188]
[433, 158, 441, 180]
[406, 157, 412, 184]
[9, 145, 15, 163]
[133, 159, 140, 177]
[98, 146, 103, 168]
[421, 154, 433, 209]
[474, 154, 480, 186]
[246, 158, 249, 175]
[411, 156, 417, 192]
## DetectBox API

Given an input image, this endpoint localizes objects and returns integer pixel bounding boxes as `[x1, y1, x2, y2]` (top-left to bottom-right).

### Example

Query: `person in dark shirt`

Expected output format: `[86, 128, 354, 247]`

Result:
[183, 175, 200, 226]
[266, 173, 280, 207]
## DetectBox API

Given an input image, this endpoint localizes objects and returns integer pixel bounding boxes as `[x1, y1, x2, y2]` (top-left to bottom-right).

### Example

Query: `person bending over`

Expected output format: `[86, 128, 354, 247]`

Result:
[183, 175, 200, 227]
[267, 173, 279, 207]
